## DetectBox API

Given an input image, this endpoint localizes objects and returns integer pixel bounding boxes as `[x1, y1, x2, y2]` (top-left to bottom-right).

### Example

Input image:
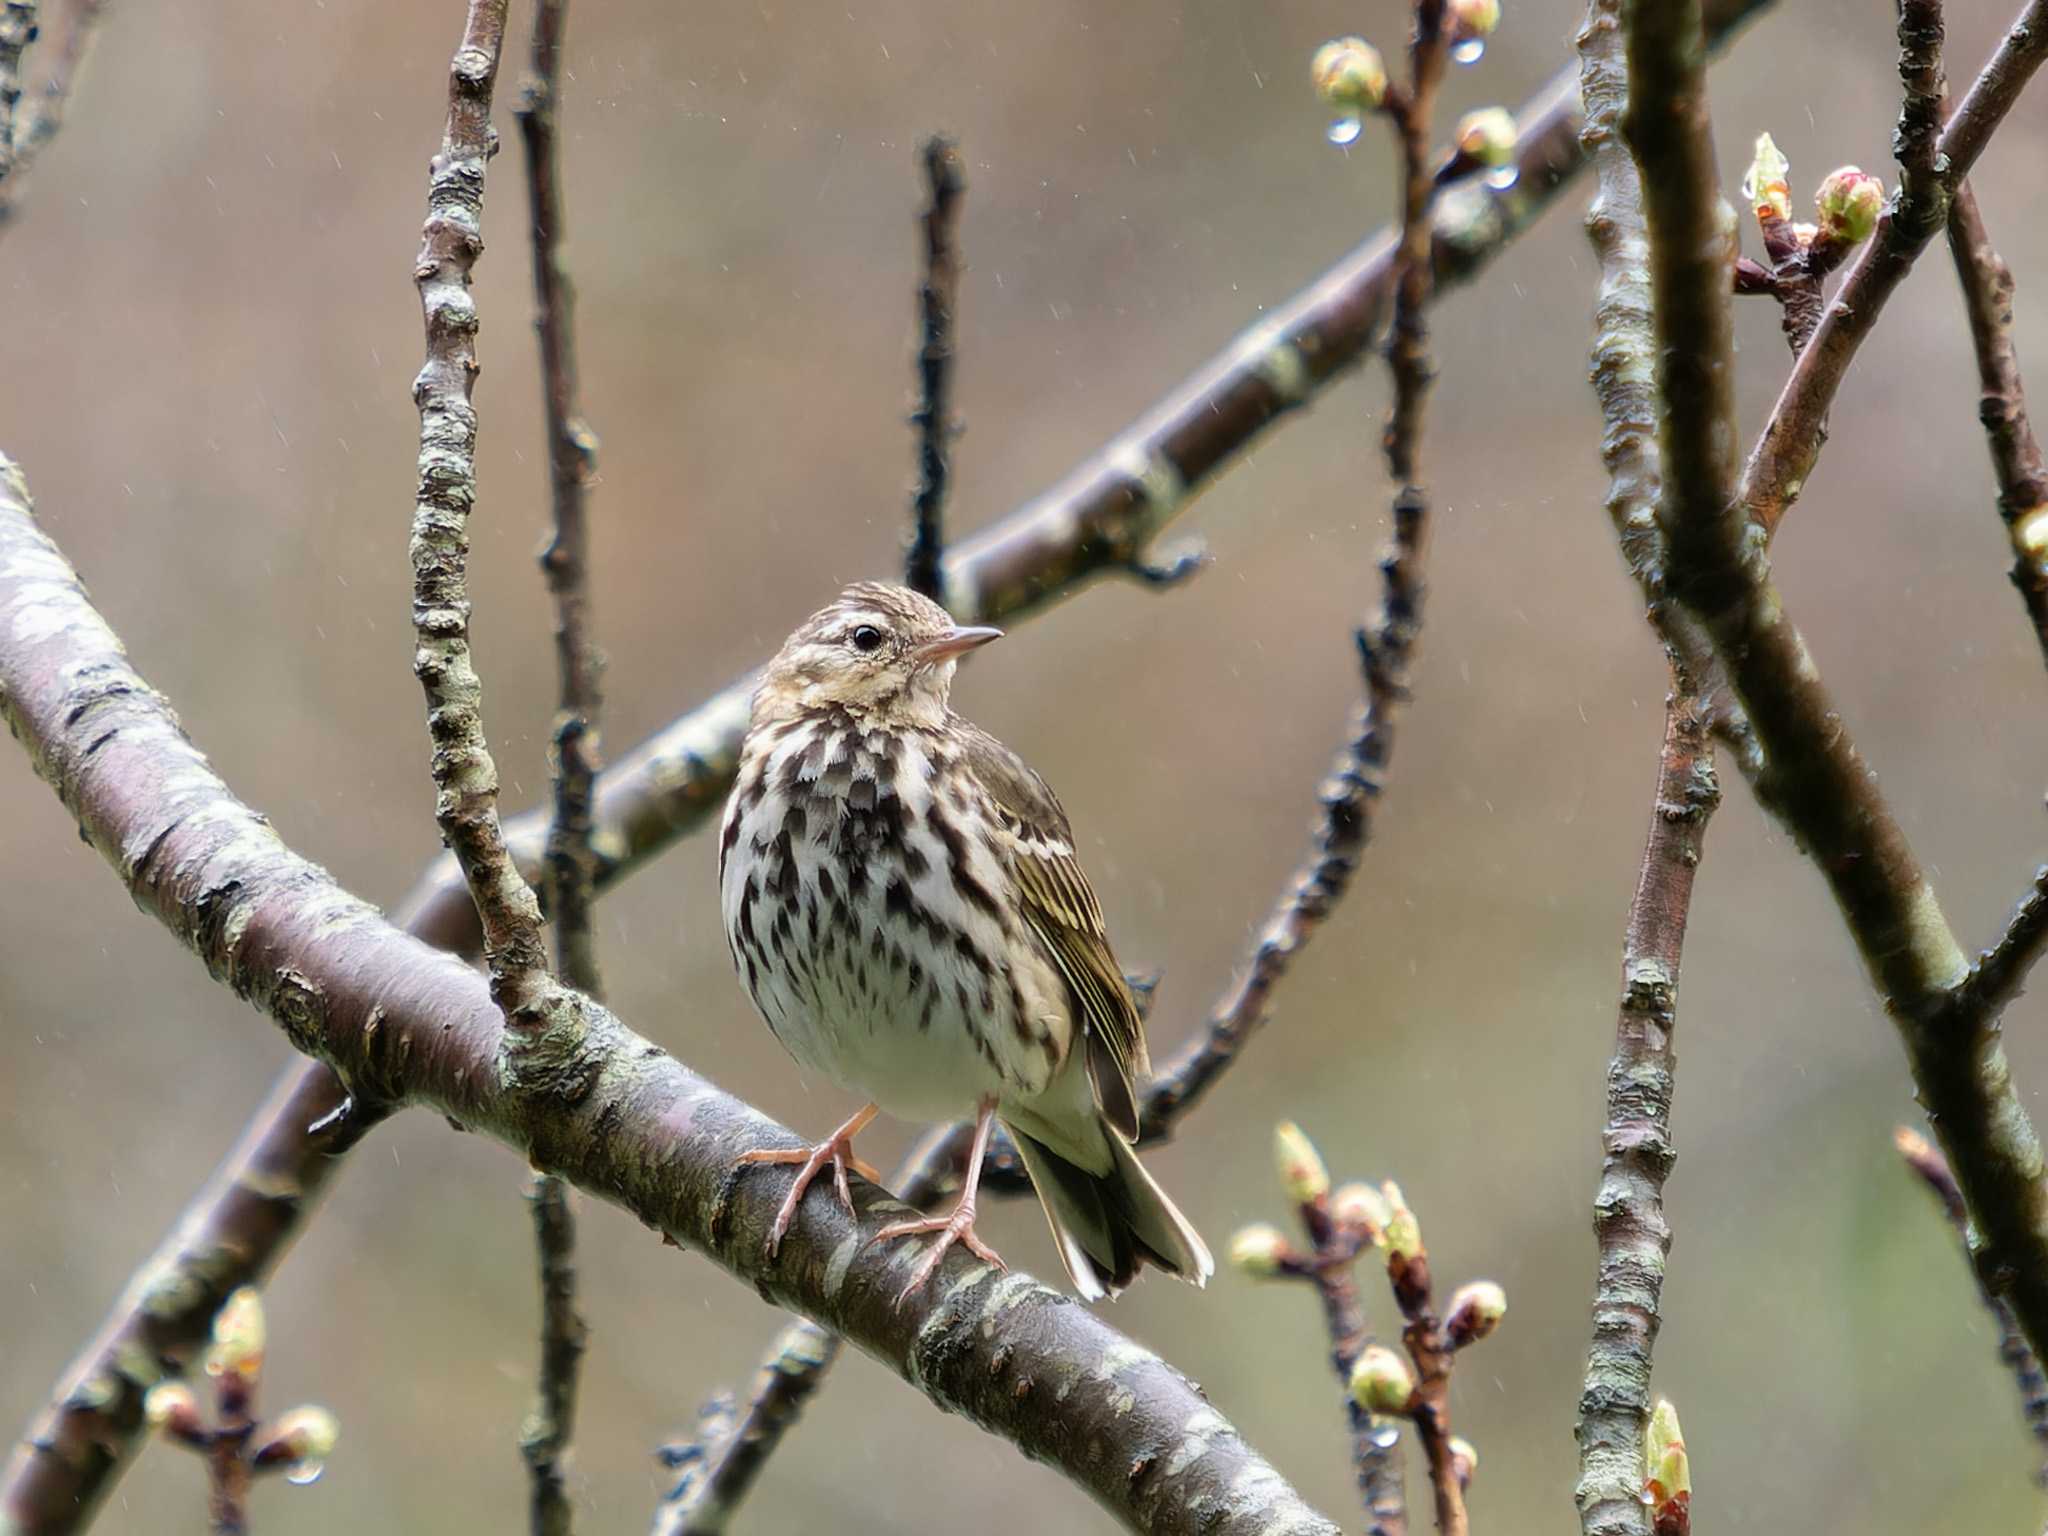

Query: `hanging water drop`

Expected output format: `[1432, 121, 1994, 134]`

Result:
[285, 1460, 326, 1487]
[1485, 165, 1520, 191]
[1451, 37, 1486, 64]
[1326, 114, 1363, 147]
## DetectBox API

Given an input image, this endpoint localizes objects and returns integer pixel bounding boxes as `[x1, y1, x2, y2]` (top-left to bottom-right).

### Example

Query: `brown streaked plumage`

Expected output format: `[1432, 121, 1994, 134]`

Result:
[719, 582, 1212, 1301]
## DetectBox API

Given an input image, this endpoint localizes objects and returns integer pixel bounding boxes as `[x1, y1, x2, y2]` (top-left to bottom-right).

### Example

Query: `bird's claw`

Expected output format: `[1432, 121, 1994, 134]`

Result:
[873, 1201, 1006, 1307]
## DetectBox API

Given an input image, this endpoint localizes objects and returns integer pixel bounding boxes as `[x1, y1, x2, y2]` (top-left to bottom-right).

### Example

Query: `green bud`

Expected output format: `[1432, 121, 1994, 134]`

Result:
[1815, 167, 1884, 246]
[1742, 132, 1791, 223]
[1228, 1222, 1290, 1278]
[143, 1381, 201, 1435]
[1448, 0, 1501, 40]
[1449, 1435, 1479, 1489]
[1273, 1121, 1331, 1204]
[1645, 1397, 1691, 1517]
[1377, 1180, 1423, 1261]
[257, 1405, 341, 1467]
[1332, 1181, 1391, 1239]
[205, 1287, 266, 1385]
[1455, 108, 1517, 168]
[1445, 1280, 1508, 1347]
[1348, 1345, 1416, 1415]
[1311, 37, 1388, 112]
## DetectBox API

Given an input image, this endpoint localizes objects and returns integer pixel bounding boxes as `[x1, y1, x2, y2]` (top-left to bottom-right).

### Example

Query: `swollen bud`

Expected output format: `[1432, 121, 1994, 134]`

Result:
[1815, 167, 1884, 247]
[1645, 1397, 1691, 1532]
[1448, 0, 1501, 42]
[254, 1405, 341, 1472]
[205, 1287, 267, 1385]
[1348, 1345, 1416, 1415]
[1445, 1280, 1508, 1347]
[1311, 37, 1389, 112]
[1228, 1222, 1291, 1278]
[143, 1381, 206, 1446]
[1377, 1181, 1423, 1261]
[1449, 1435, 1479, 1491]
[1332, 1181, 1391, 1240]
[1742, 132, 1791, 224]
[1454, 108, 1517, 168]
[1273, 1121, 1331, 1204]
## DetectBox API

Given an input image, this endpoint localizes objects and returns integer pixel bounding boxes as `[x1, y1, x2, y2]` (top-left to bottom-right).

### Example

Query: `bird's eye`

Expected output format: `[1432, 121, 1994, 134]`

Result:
[848, 625, 885, 654]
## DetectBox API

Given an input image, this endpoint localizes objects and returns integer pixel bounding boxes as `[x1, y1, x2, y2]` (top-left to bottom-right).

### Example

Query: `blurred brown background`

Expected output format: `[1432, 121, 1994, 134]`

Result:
[5, 0, 2047, 1530]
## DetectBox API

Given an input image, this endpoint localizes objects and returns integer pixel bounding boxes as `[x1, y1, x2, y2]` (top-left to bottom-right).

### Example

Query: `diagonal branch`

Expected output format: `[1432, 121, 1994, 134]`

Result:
[0, 461, 1340, 1536]
[1619, 0, 2048, 1378]
[1740, 0, 2048, 535]
[1, 11, 1778, 1525]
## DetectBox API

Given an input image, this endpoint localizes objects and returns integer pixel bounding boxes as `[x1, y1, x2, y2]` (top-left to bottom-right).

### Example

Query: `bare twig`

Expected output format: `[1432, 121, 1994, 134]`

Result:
[1, 12, 1778, 1525]
[0, 0, 102, 229]
[1895, 1126, 2048, 1487]
[904, 135, 965, 601]
[1619, 0, 2048, 1381]
[1947, 186, 2048, 665]
[0, 458, 1341, 1536]
[1574, 675, 1719, 1536]
[515, 5, 597, 1530]
[1742, 0, 2047, 535]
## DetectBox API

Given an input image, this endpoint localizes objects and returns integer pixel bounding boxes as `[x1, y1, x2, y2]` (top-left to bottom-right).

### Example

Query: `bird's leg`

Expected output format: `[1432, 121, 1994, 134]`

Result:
[736, 1101, 883, 1257]
[872, 1097, 1006, 1304]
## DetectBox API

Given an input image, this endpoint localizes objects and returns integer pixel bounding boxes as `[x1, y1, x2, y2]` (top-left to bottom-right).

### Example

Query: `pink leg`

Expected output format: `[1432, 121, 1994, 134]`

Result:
[736, 1102, 882, 1257]
[872, 1098, 1006, 1305]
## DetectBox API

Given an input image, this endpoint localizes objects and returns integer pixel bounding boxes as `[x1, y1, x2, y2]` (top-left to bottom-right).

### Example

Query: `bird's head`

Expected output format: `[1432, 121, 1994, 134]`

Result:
[754, 581, 1001, 727]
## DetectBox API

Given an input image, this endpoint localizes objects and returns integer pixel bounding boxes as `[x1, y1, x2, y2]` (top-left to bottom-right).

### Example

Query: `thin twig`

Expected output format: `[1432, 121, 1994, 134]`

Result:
[1620, 0, 2048, 1382]
[1947, 186, 2048, 666]
[1895, 1126, 2048, 1486]
[0, 0, 102, 230]
[514, 7, 597, 1530]
[0, 12, 1778, 1526]
[0, 456, 1342, 1536]
[904, 135, 964, 601]
[1741, 0, 2047, 535]
[1574, 675, 1719, 1536]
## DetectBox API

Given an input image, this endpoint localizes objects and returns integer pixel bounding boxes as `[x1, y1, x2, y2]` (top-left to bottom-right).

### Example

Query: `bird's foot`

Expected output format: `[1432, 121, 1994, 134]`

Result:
[735, 1103, 882, 1257]
[873, 1194, 1007, 1306]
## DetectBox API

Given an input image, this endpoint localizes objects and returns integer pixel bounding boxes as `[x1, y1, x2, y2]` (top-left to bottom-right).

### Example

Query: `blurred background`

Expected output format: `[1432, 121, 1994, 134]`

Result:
[4, 0, 2047, 1530]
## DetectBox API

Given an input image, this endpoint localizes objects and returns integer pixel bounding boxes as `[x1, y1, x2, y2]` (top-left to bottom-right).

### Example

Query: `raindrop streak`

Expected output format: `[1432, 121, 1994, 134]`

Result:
[1485, 165, 1519, 191]
[1451, 37, 1486, 64]
[1327, 114, 1363, 147]
[285, 1461, 326, 1487]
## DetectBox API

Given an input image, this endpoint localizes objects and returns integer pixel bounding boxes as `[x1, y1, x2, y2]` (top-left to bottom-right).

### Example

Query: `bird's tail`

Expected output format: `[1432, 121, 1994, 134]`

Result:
[1004, 1121, 1214, 1302]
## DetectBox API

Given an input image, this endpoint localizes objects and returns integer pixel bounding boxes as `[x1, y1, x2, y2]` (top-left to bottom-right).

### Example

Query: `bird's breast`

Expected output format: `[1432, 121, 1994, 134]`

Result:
[719, 714, 1072, 1117]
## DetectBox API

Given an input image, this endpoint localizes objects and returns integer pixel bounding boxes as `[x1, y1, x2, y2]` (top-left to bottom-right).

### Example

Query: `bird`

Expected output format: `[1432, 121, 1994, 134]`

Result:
[718, 581, 1213, 1303]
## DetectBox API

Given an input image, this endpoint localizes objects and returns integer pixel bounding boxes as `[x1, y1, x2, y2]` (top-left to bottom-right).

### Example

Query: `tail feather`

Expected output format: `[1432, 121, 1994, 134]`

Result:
[1005, 1121, 1214, 1301]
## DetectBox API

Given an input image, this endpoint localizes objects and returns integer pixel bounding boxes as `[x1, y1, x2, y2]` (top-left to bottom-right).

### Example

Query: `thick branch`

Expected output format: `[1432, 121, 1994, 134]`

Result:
[1619, 0, 2048, 1383]
[0, 464, 1339, 1536]
[1574, 679, 1719, 1535]
[1741, 0, 2048, 534]
[0, 0, 36, 184]
[0, 0, 101, 230]
[904, 135, 964, 601]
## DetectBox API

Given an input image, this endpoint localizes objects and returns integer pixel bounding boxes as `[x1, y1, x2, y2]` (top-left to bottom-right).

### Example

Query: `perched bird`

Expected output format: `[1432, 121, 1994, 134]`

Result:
[719, 582, 1213, 1302]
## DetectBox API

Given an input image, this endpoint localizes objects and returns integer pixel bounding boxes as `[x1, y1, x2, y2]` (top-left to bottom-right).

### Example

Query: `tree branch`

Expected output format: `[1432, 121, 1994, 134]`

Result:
[1947, 184, 2048, 666]
[0, 0, 101, 231]
[0, 12, 1778, 1524]
[0, 0, 37, 185]
[1619, 0, 2048, 1382]
[1741, 0, 2048, 535]
[1573, 677, 1718, 1536]
[904, 135, 964, 601]
[0, 459, 1340, 1536]
[515, 2, 598, 1530]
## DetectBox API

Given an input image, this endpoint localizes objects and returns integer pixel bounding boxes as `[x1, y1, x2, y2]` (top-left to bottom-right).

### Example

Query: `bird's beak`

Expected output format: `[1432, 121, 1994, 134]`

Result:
[914, 624, 1003, 665]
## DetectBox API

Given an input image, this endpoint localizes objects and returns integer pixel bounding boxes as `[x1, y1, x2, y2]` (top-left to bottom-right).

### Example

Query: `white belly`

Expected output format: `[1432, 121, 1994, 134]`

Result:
[720, 713, 1070, 1121]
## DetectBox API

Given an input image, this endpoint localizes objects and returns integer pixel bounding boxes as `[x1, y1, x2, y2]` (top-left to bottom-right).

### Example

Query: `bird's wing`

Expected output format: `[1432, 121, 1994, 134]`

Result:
[954, 722, 1146, 1140]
